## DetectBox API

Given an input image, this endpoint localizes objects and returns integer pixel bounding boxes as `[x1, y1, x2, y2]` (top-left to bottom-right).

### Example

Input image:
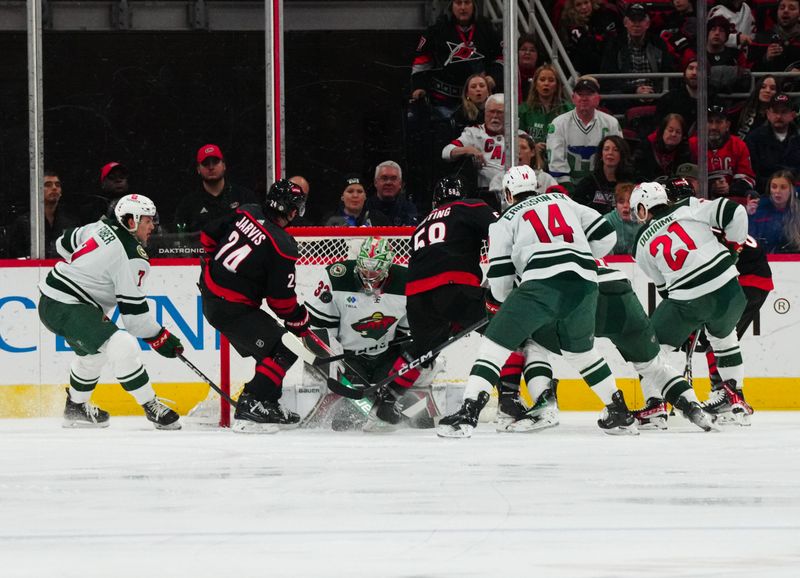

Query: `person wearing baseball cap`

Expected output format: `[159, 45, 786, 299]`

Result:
[173, 143, 257, 233]
[99, 162, 129, 197]
[744, 92, 800, 192]
[323, 174, 389, 227]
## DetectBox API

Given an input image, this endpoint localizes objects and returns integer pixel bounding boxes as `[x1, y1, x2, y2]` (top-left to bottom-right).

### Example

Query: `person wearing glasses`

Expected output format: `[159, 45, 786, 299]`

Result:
[173, 143, 257, 232]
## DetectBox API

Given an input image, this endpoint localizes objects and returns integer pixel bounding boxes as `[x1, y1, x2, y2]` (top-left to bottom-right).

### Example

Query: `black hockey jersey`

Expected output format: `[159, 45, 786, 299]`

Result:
[737, 235, 774, 291]
[199, 204, 302, 319]
[406, 199, 498, 296]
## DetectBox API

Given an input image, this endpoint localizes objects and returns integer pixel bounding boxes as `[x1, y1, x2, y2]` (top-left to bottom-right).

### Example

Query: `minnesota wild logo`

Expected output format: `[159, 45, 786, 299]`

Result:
[351, 312, 398, 340]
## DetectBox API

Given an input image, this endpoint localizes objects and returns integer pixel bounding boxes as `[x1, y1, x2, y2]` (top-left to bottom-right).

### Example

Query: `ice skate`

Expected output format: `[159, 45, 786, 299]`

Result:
[597, 390, 639, 435]
[363, 386, 402, 433]
[63, 391, 110, 429]
[142, 397, 181, 430]
[672, 396, 718, 432]
[232, 391, 299, 434]
[703, 380, 752, 426]
[494, 384, 528, 432]
[632, 397, 668, 430]
[436, 391, 490, 438]
[498, 388, 559, 433]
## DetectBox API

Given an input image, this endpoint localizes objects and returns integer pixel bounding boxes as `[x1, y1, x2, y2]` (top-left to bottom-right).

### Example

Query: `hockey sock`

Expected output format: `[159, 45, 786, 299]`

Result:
[633, 352, 691, 404]
[706, 350, 722, 384]
[705, 331, 744, 388]
[678, 389, 699, 404]
[68, 353, 107, 402]
[128, 382, 157, 405]
[464, 337, 512, 400]
[522, 340, 554, 400]
[562, 349, 616, 405]
[498, 350, 524, 387]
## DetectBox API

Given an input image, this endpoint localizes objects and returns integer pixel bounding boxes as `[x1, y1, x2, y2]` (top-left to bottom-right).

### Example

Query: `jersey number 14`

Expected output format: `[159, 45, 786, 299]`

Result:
[523, 205, 574, 243]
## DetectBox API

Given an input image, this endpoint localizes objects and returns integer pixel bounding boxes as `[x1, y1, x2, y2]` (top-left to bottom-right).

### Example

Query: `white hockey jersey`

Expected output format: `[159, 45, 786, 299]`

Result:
[38, 217, 161, 339]
[546, 109, 621, 187]
[633, 197, 747, 301]
[442, 125, 506, 188]
[306, 260, 409, 356]
[486, 191, 617, 301]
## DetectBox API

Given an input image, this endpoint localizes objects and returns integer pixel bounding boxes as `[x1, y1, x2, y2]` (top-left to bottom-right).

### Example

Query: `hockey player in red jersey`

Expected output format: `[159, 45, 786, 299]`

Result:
[199, 179, 311, 433]
[366, 177, 499, 427]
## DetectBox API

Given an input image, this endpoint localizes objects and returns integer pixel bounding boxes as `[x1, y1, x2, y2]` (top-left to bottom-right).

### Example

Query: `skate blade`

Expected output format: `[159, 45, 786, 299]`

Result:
[232, 420, 280, 434]
[436, 424, 474, 438]
[62, 419, 110, 429]
[635, 416, 668, 431]
[153, 421, 182, 431]
[498, 416, 559, 433]
[362, 420, 398, 434]
[600, 424, 640, 436]
[732, 408, 752, 427]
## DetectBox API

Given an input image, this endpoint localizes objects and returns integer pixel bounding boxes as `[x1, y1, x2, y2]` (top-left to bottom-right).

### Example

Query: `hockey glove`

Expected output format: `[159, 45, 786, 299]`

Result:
[485, 294, 502, 319]
[144, 327, 184, 358]
[284, 304, 310, 338]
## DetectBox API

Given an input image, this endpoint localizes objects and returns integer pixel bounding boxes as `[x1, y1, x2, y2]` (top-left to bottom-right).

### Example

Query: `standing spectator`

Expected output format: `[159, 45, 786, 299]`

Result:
[655, 58, 699, 132]
[708, 0, 757, 48]
[442, 93, 508, 206]
[324, 175, 390, 227]
[633, 113, 692, 180]
[450, 73, 492, 138]
[288, 175, 315, 226]
[572, 135, 636, 214]
[409, 0, 503, 120]
[559, 0, 619, 75]
[8, 170, 80, 258]
[516, 34, 541, 103]
[173, 144, 257, 233]
[603, 182, 642, 255]
[732, 74, 779, 138]
[748, 169, 800, 252]
[546, 76, 622, 192]
[750, 0, 800, 73]
[745, 93, 800, 192]
[488, 133, 558, 202]
[600, 3, 676, 102]
[518, 64, 573, 168]
[660, 0, 698, 65]
[689, 105, 756, 204]
[365, 161, 419, 226]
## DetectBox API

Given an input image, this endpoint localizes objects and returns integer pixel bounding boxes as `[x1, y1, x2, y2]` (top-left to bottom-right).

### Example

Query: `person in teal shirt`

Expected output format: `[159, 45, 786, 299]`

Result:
[518, 64, 573, 170]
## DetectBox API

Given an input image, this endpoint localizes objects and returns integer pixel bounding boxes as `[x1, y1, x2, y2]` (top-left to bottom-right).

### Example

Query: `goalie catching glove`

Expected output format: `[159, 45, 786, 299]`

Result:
[144, 327, 184, 358]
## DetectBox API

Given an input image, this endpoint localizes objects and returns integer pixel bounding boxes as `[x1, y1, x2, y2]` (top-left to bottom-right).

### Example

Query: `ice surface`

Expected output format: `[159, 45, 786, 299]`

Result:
[1, 413, 799, 578]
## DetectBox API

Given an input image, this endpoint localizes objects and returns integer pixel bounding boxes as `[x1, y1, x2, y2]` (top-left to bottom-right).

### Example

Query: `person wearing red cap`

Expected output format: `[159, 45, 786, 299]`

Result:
[173, 143, 257, 232]
[99, 162, 130, 198]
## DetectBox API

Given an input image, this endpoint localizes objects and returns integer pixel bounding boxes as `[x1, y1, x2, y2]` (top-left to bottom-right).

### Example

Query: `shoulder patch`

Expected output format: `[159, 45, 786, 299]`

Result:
[329, 263, 347, 278]
[136, 245, 148, 259]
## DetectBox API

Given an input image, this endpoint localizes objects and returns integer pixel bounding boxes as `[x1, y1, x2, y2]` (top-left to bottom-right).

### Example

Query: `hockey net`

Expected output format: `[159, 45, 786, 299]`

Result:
[187, 227, 492, 427]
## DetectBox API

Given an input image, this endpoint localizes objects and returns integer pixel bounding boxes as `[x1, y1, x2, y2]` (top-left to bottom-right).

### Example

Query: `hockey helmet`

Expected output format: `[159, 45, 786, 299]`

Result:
[265, 179, 306, 218]
[662, 176, 695, 202]
[432, 177, 464, 208]
[356, 236, 394, 293]
[501, 165, 539, 204]
[114, 194, 157, 232]
[630, 182, 669, 222]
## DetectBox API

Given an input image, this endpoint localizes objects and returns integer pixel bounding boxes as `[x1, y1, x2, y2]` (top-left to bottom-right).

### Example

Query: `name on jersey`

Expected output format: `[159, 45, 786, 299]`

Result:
[98, 226, 116, 245]
[234, 216, 266, 246]
[420, 206, 451, 225]
[502, 192, 556, 220]
[638, 214, 676, 248]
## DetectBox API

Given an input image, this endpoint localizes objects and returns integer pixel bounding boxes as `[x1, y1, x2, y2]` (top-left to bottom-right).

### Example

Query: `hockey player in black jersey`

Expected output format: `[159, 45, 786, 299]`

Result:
[199, 179, 311, 433]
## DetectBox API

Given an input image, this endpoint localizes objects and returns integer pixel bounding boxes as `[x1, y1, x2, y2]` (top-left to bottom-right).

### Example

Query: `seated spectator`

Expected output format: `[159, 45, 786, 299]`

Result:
[675, 162, 700, 193]
[732, 74, 778, 138]
[705, 15, 752, 93]
[602, 182, 642, 255]
[633, 113, 692, 180]
[708, 0, 757, 48]
[748, 169, 800, 252]
[656, 58, 698, 132]
[600, 4, 676, 103]
[365, 161, 419, 226]
[516, 34, 541, 103]
[450, 73, 492, 138]
[689, 105, 756, 204]
[324, 175, 389, 227]
[8, 170, 80, 258]
[518, 64, 574, 169]
[409, 0, 503, 121]
[288, 175, 315, 226]
[546, 76, 622, 191]
[660, 0, 698, 65]
[442, 93, 507, 204]
[489, 133, 557, 200]
[559, 0, 619, 75]
[750, 0, 800, 73]
[572, 135, 636, 214]
[745, 93, 800, 192]
[173, 144, 257, 232]
[76, 161, 130, 224]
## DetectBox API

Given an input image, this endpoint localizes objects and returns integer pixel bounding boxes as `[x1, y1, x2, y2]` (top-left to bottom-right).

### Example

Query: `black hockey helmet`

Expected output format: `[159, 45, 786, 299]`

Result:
[265, 179, 306, 218]
[658, 176, 695, 202]
[432, 177, 464, 208]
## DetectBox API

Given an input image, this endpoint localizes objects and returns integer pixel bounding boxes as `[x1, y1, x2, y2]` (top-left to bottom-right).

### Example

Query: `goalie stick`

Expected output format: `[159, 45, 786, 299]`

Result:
[282, 331, 412, 367]
[326, 317, 489, 400]
[178, 354, 238, 408]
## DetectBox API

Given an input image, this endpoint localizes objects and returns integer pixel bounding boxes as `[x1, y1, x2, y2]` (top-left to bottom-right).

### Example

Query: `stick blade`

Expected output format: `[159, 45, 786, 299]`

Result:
[326, 378, 366, 400]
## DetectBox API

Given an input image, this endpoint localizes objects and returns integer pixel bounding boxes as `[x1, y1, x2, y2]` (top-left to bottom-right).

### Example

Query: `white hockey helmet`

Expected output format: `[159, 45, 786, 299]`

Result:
[629, 182, 669, 223]
[114, 194, 157, 232]
[502, 165, 539, 203]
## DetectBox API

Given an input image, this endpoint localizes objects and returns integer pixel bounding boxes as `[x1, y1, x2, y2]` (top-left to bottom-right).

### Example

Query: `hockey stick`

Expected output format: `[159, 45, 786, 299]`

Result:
[683, 331, 700, 386]
[178, 354, 238, 408]
[326, 317, 489, 400]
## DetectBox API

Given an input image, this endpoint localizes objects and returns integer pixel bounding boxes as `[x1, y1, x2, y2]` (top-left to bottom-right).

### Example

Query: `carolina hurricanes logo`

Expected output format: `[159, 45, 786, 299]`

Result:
[351, 312, 398, 340]
[444, 41, 484, 67]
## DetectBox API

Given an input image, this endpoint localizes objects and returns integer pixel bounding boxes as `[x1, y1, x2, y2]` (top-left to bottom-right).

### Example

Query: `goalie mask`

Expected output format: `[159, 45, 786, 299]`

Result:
[630, 182, 669, 223]
[114, 194, 157, 233]
[356, 236, 394, 293]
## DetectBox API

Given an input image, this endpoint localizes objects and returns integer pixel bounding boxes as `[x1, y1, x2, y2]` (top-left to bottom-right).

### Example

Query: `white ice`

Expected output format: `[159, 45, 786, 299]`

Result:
[1, 413, 799, 578]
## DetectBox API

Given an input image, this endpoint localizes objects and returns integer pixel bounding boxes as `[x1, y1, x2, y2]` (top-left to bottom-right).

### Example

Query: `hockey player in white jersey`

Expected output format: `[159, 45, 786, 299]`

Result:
[306, 236, 419, 431]
[38, 194, 184, 430]
[437, 165, 638, 438]
[630, 182, 753, 424]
